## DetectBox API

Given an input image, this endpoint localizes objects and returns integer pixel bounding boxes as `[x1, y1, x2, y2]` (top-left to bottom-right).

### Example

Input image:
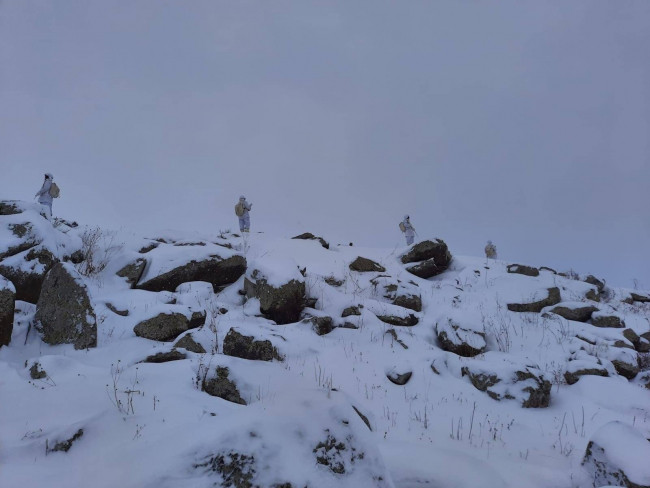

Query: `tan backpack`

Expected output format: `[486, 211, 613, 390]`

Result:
[235, 202, 245, 217]
[399, 221, 406, 232]
[49, 182, 60, 198]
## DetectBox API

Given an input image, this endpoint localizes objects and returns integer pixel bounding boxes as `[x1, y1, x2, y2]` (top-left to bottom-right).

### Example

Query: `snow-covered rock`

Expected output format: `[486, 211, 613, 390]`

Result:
[245, 264, 306, 325]
[582, 421, 650, 488]
[34, 262, 97, 349]
[0, 275, 15, 347]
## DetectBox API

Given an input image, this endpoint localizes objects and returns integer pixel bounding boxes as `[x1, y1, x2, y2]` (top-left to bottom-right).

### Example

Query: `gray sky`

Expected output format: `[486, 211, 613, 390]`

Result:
[1, 0, 649, 288]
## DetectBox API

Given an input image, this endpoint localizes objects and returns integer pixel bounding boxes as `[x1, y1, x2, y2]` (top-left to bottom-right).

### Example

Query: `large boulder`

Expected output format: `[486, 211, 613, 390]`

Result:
[436, 319, 487, 357]
[245, 270, 306, 325]
[137, 251, 246, 293]
[585, 275, 605, 292]
[349, 257, 386, 273]
[223, 329, 282, 362]
[133, 312, 199, 342]
[0, 276, 15, 347]
[507, 287, 561, 313]
[34, 263, 97, 349]
[582, 421, 650, 488]
[400, 240, 452, 279]
[0, 246, 58, 303]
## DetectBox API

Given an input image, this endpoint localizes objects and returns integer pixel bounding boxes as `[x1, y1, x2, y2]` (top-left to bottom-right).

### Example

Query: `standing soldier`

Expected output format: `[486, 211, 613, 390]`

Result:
[235, 195, 252, 233]
[485, 240, 497, 260]
[34, 173, 58, 220]
[399, 215, 416, 246]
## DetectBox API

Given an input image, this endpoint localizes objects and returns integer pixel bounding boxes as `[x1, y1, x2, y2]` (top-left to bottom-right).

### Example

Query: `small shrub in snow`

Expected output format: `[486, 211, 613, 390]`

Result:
[76, 227, 121, 277]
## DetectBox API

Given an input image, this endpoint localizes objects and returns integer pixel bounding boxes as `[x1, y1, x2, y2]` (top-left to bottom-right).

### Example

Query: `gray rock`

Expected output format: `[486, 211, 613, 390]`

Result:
[0, 247, 58, 303]
[611, 359, 639, 380]
[0, 201, 22, 215]
[47, 429, 84, 454]
[116, 258, 147, 288]
[623, 329, 640, 347]
[582, 421, 650, 488]
[401, 239, 452, 266]
[133, 313, 195, 342]
[292, 232, 330, 249]
[341, 306, 361, 317]
[245, 271, 305, 325]
[564, 367, 608, 385]
[202, 366, 246, 405]
[222, 329, 281, 362]
[305, 316, 334, 336]
[106, 303, 129, 317]
[376, 313, 419, 327]
[393, 293, 422, 312]
[34, 263, 97, 349]
[585, 289, 601, 302]
[349, 256, 385, 273]
[0, 277, 15, 347]
[137, 254, 246, 293]
[507, 287, 561, 313]
[549, 305, 598, 322]
[29, 362, 47, 379]
[387, 371, 412, 385]
[585, 275, 605, 292]
[436, 320, 486, 357]
[324, 276, 344, 287]
[507, 264, 540, 277]
[591, 315, 625, 328]
[142, 349, 187, 363]
[462, 366, 551, 408]
[175, 334, 206, 353]
[405, 258, 443, 279]
[630, 292, 650, 303]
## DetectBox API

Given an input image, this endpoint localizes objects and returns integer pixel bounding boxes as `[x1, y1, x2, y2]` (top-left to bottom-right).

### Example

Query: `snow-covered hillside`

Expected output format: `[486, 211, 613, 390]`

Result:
[1, 201, 649, 488]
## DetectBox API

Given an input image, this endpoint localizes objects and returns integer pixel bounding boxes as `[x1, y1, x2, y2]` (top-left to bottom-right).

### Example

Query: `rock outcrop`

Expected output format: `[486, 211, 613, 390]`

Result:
[116, 258, 147, 288]
[222, 329, 281, 362]
[245, 270, 306, 325]
[133, 312, 200, 342]
[582, 421, 650, 488]
[34, 263, 97, 349]
[349, 256, 386, 273]
[401, 239, 452, 279]
[202, 366, 246, 405]
[436, 319, 487, 357]
[461, 364, 551, 408]
[507, 287, 561, 313]
[0, 276, 15, 347]
[0, 247, 58, 304]
[548, 304, 599, 322]
[137, 254, 246, 293]
[507, 264, 540, 277]
[292, 232, 330, 249]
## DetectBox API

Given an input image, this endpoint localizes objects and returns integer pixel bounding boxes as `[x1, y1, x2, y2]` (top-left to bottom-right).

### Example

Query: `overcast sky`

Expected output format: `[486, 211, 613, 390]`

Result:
[1, 1, 649, 288]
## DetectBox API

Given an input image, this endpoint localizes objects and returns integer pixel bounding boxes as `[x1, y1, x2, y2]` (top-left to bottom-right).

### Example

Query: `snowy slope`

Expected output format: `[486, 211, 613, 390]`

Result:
[1, 206, 649, 488]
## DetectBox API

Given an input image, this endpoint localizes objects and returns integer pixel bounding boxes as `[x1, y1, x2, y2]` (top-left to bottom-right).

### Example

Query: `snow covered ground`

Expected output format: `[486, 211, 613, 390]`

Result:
[1, 202, 649, 488]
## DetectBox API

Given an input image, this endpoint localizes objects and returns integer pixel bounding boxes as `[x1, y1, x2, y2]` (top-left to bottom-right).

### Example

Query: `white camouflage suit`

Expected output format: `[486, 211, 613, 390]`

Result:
[238, 197, 252, 232]
[35, 174, 54, 219]
[402, 216, 415, 245]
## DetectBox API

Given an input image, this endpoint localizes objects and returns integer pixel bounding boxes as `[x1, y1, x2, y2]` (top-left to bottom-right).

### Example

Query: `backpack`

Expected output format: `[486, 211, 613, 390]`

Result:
[235, 202, 245, 217]
[49, 182, 60, 198]
[399, 221, 406, 232]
